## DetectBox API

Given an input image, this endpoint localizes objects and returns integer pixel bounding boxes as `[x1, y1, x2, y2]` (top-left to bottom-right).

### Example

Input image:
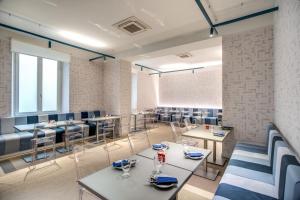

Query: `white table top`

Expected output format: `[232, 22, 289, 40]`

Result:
[79, 155, 191, 200]
[182, 126, 231, 142]
[82, 116, 120, 122]
[131, 112, 153, 115]
[137, 142, 211, 172]
[14, 120, 84, 132]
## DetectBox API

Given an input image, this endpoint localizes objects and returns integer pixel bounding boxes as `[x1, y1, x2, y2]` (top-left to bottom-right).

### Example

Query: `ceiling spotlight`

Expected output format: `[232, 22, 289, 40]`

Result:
[209, 27, 214, 37]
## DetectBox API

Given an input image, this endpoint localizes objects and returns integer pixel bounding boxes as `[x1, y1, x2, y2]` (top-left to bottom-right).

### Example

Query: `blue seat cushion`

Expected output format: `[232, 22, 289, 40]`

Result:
[50, 127, 64, 143]
[228, 159, 272, 174]
[235, 143, 268, 154]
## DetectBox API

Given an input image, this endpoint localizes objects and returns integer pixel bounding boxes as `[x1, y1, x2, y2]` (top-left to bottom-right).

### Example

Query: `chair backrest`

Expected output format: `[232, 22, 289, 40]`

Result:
[73, 144, 105, 181]
[120, 114, 131, 134]
[170, 122, 182, 142]
[184, 118, 192, 131]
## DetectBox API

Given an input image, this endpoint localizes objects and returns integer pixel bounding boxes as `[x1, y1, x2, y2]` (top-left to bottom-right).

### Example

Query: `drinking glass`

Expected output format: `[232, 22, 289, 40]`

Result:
[153, 155, 163, 175]
[121, 160, 131, 178]
[183, 143, 190, 152]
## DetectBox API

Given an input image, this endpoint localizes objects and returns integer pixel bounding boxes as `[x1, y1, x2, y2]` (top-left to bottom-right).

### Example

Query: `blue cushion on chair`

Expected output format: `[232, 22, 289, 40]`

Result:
[81, 111, 88, 119]
[27, 116, 39, 124]
[94, 111, 100, 117]
[48, 114, 58, 122]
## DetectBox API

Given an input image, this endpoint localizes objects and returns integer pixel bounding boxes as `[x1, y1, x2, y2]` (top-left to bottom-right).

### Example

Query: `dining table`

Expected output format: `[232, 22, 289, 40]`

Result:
[137, 142, 211, 172]
[182, 126, 232, 180]
[131, 112, 152, 132]
[78, 142, 211, 200]
[82, 116, 121, 143]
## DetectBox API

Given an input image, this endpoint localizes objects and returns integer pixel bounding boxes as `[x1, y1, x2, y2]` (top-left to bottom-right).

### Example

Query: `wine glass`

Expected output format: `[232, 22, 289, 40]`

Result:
[153, 155, 163, 175]
[121, 160, 131, 178]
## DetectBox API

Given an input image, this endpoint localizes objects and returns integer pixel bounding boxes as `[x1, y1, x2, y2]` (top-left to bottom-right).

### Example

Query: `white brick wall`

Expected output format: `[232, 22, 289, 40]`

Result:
[159, 67, 222, 108]
[137, 71, 158, 111]
[0, 38, 11, 117]
[274, 0, 300, 156]
[69, 56, 103, 112]
[103, 59, 132, 135]
[222, 26, 274, 156]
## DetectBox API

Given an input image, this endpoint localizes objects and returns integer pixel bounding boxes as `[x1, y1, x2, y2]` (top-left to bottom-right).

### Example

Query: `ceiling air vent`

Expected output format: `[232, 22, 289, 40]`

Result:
[113, 16, 151, 35]
[176, 52, 193, 59]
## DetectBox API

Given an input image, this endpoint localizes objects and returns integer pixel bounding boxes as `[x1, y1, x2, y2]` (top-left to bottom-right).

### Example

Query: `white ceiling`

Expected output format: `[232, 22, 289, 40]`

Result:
[133, 36, 222, 72]
[0, 0, 275, 57]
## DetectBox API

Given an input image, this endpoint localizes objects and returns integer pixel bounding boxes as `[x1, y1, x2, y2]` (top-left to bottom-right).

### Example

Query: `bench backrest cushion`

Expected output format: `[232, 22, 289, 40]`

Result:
[278, 155, 300, 200]
[80, 110, 102, 119]
[0, 112, 87, 134]
[272, 141, 294, 190]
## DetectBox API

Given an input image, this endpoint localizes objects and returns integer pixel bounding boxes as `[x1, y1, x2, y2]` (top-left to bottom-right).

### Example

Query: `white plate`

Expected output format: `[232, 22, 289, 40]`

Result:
[184, 154, 203, 160]
[151, 182, 177, 189]
[152, 145, 169, 150]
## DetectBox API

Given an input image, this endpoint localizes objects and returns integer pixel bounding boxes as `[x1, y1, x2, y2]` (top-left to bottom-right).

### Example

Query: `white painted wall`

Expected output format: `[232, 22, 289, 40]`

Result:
[158, 66, 222, 108]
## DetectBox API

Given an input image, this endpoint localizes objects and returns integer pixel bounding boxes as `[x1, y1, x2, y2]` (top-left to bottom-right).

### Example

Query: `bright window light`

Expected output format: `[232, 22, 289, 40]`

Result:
[59, 30, 106, 48]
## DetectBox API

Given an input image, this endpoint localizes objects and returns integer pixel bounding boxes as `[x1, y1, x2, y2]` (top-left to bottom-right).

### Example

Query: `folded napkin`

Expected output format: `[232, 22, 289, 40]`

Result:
[112, 159, 129, 168]
[184, 151, 203, 158]
[155, 176, 178, 185]
[152, 144, 167, 149]
[213, 131, 225, 137]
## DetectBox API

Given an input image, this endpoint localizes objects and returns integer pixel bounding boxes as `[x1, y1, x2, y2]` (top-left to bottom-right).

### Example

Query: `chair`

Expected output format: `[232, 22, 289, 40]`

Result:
[73, 145, 105, 200]
[184, 118, 192, 131]
[127, 115, 151, 153]
[184, 118, 197, 131]
[25, 123, 57, 180]
[142, 112, 159, 129]
[101, 118, 117, 141]
[30, 124, 56, 166]
[64, 122, 85, 152]
[170, 122, 198, 147]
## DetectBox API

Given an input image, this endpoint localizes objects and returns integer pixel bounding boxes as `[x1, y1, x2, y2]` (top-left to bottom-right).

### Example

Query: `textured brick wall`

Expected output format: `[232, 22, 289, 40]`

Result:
[137, 71, 159, 111]
[103, 59, 131, 135]
[103, 60, 121, 115]
[159, 67, 222, 108]
[0, 38, 12, 117]
[274, 0, 300, 156]
[222, 26, 274, 156]
[69, 56, 103, 112]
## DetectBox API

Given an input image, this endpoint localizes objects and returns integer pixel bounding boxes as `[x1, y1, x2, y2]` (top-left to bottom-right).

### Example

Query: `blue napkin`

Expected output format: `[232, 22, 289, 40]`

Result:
[184, 151, 203, 158]
[213, 131, 225, 137]
[155, 176, 178, 185]
[152, 144, 167, 149]
[112, 159, 129, 168]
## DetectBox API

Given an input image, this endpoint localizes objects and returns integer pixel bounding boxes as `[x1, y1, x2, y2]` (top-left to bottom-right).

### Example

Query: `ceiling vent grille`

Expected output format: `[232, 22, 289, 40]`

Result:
[176, 52, 193, 59]
[113, 16, 151, 35]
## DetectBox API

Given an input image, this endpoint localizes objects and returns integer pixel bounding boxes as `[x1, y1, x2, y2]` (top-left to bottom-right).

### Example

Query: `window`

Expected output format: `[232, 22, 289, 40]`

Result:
[14, 53, 62, 115]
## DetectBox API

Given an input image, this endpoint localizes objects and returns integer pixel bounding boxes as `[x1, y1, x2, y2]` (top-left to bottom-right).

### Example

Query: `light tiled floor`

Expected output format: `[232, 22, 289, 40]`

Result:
[0, 123, 225, 200]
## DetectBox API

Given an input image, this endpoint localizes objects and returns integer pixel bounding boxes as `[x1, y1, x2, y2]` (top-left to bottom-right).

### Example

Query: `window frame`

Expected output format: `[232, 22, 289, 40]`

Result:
[14, 52, 63, 116]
